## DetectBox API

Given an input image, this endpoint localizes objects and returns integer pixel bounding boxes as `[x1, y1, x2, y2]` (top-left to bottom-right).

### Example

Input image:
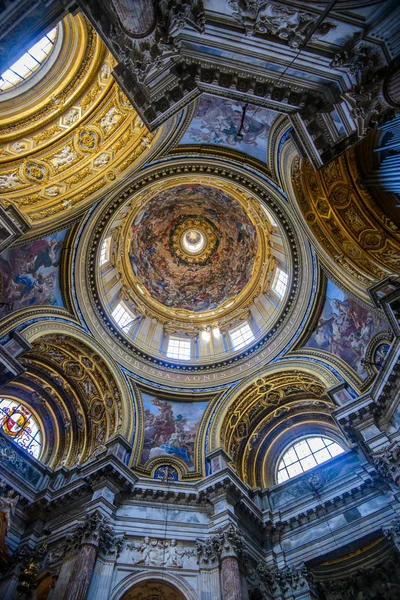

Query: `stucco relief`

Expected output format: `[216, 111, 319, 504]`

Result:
[291, 151, 400, 297]
[127, 537, 196, 568]
[0, 14, 158, 231]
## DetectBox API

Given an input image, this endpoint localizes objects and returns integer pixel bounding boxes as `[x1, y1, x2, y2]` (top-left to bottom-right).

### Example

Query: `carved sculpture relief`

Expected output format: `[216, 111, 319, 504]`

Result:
[331, 34, 396, 138]
[229, 1, 335, 48]
[373, 442, 400, 487]
[127, 537, 196, 568]
[0, 480, 19, 564]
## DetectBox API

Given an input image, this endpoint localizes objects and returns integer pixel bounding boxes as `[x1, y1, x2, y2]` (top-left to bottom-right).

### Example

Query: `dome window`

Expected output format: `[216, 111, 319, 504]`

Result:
[167, 337, 191, 360]
[277, 436, 344, 483]
[229, 322, 255, 351]
[112, 302, 134, 329]
[0, 398, 42, 459]
[99, 237, 111, 266]
[0, 28, 57, 93]
[273, 268, 288, 299]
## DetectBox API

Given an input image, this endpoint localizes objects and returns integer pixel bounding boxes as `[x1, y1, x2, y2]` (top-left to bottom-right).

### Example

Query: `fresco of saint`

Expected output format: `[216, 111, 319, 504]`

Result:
[305, 280, 388, 378]
[0, 230, 66, 317]
[140, 394, 207, 470]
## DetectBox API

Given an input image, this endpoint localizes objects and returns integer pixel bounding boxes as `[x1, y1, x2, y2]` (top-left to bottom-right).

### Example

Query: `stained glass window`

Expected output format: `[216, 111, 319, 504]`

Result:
[0, 398, 42, 459]
[277, 436, 344, 483]
[0, 28, 58, 92]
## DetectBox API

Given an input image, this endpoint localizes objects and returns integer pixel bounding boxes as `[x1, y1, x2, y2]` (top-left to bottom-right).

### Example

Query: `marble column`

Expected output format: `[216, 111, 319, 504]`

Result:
[221, 555, 243, 600]
[63, 543, 98, 600]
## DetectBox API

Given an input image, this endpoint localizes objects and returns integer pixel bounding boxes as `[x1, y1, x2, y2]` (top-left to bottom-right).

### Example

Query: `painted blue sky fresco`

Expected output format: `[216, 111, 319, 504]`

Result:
[180, 94, 278, 162]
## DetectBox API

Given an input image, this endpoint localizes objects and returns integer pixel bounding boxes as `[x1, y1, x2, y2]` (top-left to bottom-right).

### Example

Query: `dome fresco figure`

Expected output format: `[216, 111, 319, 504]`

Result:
[0, 3, 400, 598]
[128, 183, 258, 312]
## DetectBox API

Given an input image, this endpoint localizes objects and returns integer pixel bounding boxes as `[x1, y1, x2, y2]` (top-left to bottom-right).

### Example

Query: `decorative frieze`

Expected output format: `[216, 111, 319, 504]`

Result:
[127, 537, 196, 568]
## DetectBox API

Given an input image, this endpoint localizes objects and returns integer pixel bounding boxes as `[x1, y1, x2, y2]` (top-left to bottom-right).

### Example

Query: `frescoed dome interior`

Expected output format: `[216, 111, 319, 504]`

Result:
[95, 172, 295, 366]
[128, 184, 258, 313]
[1, 3, 400, 596]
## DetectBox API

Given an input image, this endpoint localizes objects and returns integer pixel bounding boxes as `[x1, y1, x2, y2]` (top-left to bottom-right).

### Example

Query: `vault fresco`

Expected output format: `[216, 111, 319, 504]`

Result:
[305, 280, 387, 378]
[140, 392, 207, 470]
[129, 184, 258, 312]
[0, 230, 66, 317]
[180, 94, 277, 161]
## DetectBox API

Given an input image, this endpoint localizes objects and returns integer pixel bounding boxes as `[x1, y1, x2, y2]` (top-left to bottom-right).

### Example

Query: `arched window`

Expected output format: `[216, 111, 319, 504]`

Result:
[276, 436, 344, 483]
[0, 398, 42, 459]
[0, 28, 58, 93]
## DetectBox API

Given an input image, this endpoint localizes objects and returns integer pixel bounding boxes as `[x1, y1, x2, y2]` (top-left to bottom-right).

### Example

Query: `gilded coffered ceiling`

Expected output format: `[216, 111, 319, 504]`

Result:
[289, 149, 400, 300]
[0, 13, 160, 234]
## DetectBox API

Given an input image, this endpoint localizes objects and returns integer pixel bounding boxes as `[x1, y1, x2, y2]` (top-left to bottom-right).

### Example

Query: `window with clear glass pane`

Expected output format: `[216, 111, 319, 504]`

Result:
[0, 27, 57, 92]
[112, 302, 133, 329]
[167, 337, 191, 360]
[229, 322, 255, 351]
[0, 398, 42, 459]
[99, 237, 111, 266]
[277, 436, 344, 483]
[273, 268, 288, 299]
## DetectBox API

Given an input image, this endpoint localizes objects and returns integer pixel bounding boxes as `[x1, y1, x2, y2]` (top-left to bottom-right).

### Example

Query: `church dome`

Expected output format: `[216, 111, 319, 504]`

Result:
[75, 156, 314, 385]
[128, 183, 258, 313]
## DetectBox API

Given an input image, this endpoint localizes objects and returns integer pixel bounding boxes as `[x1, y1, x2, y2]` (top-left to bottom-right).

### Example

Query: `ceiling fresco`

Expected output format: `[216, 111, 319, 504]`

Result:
[0, 229, 66, 318]
[140, 392, 208, 471]
[304, 279, 388, 379]
[179, 94, 278, 162]
[129, 184, 258, 312]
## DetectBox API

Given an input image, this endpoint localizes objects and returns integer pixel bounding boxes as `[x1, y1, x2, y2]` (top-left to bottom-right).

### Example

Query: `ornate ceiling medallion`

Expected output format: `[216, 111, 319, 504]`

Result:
[170, 216, 218, 265]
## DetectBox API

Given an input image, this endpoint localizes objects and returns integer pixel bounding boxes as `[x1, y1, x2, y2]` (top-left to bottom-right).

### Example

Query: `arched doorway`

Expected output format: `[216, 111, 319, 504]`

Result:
[120, 579, 187, 600]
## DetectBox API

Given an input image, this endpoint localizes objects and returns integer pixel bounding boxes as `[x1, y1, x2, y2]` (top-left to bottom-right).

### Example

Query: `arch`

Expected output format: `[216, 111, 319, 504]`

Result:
[111, 571, 198, 600]
[11, 320, 134, 466]
[206, 359, 349, 488]
[20, 319, 133, 442]
[207, 358, 342, 454]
